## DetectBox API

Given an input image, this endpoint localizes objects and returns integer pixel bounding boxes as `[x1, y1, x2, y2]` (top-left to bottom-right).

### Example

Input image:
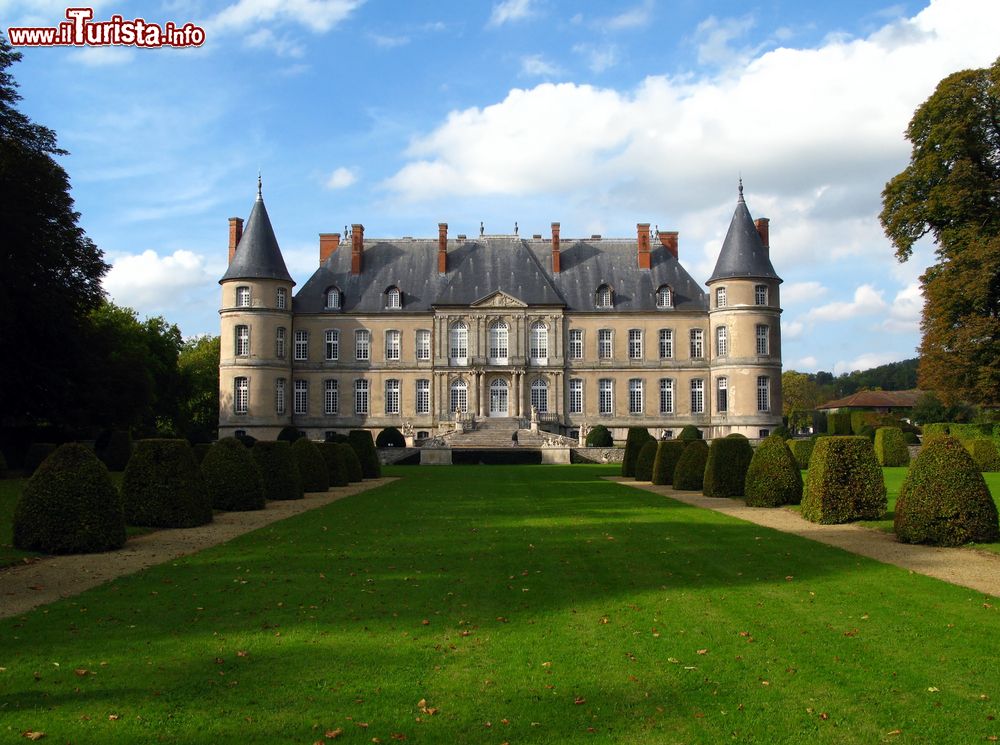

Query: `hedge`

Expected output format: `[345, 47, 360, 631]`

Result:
[622, 427, 654, 477]
[201, 437, 265, 511]
[827, 411, 852, 435]
[634, 440, 658, 481]
[702, 436, 754, 497]
[922, 423, 950, 439]
[965, 439, 1000, 472]
[673, 439, 709, 491]
[651, 441, 687, 486]
[277, 426, 305, 443]
[678, 425, 703, 441]
[771, 425, 792, 441]
[251, 441, 303, 500]
[950, 423, 994, 443]
[0, 450, 6, 477]
[585, 424, 613, 447]
[318, 442, 350, 487]
[874, 427, 910, 467]
[292, 438, 330, 492]
[13, 443, 126, 554]
[787, 439, 814, 470]
[895, 436, 999, 546]
[122, 439, 212, 528]
[337, 442, 364, 482]
[348, 430, 381, 478]
[24, 443, 58, 474]
[96, 429, 132, 471]
[191, 442, 213, 465]
[376, 427, 406, 448]
[801, 436, 886, 524]
[744, 435, 803, 507]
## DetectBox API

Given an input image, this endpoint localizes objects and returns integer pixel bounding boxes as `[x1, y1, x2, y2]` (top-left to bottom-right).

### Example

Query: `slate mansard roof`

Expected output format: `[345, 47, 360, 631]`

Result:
[219, 193, 294, 285]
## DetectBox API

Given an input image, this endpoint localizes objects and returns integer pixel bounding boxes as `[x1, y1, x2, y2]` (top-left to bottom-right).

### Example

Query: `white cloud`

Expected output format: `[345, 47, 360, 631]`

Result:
[488, 0, 536, 26]
[326, 166, 358, 189]
[782, 281, 828, 305]
[103, 250, 212, 309]
[520, 54, 562, 77]
[882, 281, 922, 332]
[369, 33, 410, 48]
[210, 0, 363, 33]
[795, 356, 819, 370]
[572, 43, 619, 72]
[833, 352, 901, 376]
[692, 14, 757, 66]
[605, 0, 654, 30]
[244, 28, 305, 57]
[784, 320, 804, 339]
[807, 284, 887, 322]
[70, 46, 136, 66]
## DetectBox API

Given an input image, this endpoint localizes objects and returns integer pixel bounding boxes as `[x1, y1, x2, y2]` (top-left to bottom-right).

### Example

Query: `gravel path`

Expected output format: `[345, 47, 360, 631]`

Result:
[609, 477, 1000, 597]
[0, 478, 396, 620]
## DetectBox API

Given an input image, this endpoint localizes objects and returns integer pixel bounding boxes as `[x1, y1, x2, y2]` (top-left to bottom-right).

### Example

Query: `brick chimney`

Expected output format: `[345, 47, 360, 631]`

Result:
[438, 222, 448, 274]
[637, 223, 651, 270]
[228, 217, 243, 263]
[351, 224, 364, 275]
[319, 233, 340, 265]
[754, 218, 770, 255]
[659, 231, 678, 259]
[551, 222, 561, 273]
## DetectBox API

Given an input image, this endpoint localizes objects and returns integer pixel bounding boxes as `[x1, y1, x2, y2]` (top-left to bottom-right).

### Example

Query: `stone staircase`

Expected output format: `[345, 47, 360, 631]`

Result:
[446, 417, 550, 448]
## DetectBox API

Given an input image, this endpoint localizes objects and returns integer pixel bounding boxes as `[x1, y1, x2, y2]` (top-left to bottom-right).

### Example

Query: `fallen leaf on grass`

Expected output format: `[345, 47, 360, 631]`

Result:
[819, 712, 829, 720]
[887, 730, 902, 736]
[74, 669, 90, 677]
[697, 649, 708, 655]
[928, 687, 940, 693]
[574, 696, 586, 705]
[237, 650, 249, 658]
[325, 728, 343, 738]
[108, 714, 120, 721]
[21, 732, 45, 741]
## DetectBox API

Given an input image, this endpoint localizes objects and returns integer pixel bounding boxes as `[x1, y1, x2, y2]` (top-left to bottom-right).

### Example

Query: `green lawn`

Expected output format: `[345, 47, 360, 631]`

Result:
[2, 464, 1000, 743]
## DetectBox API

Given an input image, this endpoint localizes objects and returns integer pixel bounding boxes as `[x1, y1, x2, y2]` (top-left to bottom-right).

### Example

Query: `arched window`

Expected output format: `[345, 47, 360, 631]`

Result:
[596, 284, 613, 309]
[450, 378, 468, 413]
[449, 322, 468, 363]
[656, 285, 673, 309]
[385, 286, 402, 309]
[325, 287, 341, 310]
[530, 321, 548, 363]
[530, 378, 548, 413]
[489, 320, 509, 363]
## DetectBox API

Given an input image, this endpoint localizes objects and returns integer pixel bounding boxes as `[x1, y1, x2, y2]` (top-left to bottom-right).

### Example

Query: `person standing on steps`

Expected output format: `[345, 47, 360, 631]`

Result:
[511, 431, 519, 446]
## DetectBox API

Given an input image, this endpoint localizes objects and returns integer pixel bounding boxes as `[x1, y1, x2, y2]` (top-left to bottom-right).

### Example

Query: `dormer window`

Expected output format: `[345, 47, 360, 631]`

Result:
[596, 284, 613, 309]
[656, 285, 673, 309]
[386, 286, 402, 309]
[325, 287, 342, 310]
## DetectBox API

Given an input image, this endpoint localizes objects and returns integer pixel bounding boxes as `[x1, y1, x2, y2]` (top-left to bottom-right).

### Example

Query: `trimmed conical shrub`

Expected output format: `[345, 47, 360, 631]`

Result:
[874, 427, 910, 467]
[96, 429, 132, 471]
[201, 437, 265, 511]
[122, 439, 212, 527]
[801, 436, 885, 524]
[337, 442, 364, 483]
[251, 441, 303, 500]
[703, 436, 754, 497]
[965, 439, 1000, 472]
[634, 440, 658, 481]
[744, 435, 803, 507]
[895, 436, 999, 546]
[318, 442, 349, 487]
[651, 440, 687, 485]
[678, 425, 702, 441]
[292, 438, 330, 492]
[277, 426, 304, 443]
[673, 439, 709, 491]
[622, 427, 654, 477]
[376, 427, 406, 448]
[787, 439, 814, 470]
[348, 430, 381, 478]
[585, 424, 613, 447]
[13, 443, 126, 554]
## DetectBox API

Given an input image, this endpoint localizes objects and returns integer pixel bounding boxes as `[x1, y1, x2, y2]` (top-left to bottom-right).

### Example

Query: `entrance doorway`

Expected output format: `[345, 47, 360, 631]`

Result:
[489, 378, 509, 417]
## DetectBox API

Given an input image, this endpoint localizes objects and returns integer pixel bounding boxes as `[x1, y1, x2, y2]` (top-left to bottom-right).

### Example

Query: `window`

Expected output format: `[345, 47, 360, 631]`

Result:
[598, 329, 613, 359]
[569, 379, 583, 414]
[489, 320, 509, 362]
[449, 322, 468, 362]
[756, 324, 769, 356]
[235, 324, 250, 356]
[628, 329, 643, 360]
[416, 379, 430, 414]
[596, 284, 613, 309]
[416, 330, 431, 361]
[236, 286, 250, 307]
[354, 379, 369, 415]
[276, 327, 286, 359]
[324, 379, 338, 415]
[276, 378, 286, 415]
[755, 284, 768, 306]
[659, 329, 673, 359]
[629, 379, 643, 415]
[326, 287, 341, 309]
[450, 379, 468, 413]
[656, 285, 673, 308]
[385, 379, 400, 415]
[276, 287, 287, 310]
[234, 377, 248, 414]
[757, 376, 770, 412]
[690, 329, 704, 359]
[325, 330, 339, 361]
[659, 379, 674, 414]
[356, 329, 370, 360]
[294, 330, 308, 361]
[568, 329, 583, 360]
[691, 379, 704, 414]
[759, 429, 771, 439]
[386, 286, 401, 309]
[385, 330, 401, 361]
[716, 287, 727, 308]
[716, 326, 728, 357]
[530, 378, 548, 414]
[530, 322, 548, 362]
[294, 379, 308, 415]
[717, 377, 728, 413]
[598, 379, 614, 416]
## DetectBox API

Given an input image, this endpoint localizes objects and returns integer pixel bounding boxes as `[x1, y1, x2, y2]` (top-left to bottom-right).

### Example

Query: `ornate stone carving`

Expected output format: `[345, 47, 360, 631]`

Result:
[472, 291, 527, 309]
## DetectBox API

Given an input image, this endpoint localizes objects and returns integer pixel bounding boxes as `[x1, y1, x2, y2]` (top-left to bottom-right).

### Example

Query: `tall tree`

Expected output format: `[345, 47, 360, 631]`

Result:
[0, 35, 108, 425]
[177, 335, 220, 443]
[781, 371, 820, 430]
[880, 56, 1000, 407]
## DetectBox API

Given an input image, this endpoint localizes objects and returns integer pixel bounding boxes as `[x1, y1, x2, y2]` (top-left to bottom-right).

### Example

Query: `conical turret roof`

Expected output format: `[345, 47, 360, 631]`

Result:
[708, 183, 780, 284]
[219, 182, 294, 285]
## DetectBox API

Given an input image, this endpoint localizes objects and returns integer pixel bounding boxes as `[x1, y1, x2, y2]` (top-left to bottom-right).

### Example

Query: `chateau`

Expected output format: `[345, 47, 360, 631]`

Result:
[218, 181, 782, 443]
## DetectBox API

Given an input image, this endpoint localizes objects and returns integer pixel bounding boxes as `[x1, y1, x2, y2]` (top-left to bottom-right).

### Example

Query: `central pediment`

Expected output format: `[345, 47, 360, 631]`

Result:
[470, 290, 527, 308]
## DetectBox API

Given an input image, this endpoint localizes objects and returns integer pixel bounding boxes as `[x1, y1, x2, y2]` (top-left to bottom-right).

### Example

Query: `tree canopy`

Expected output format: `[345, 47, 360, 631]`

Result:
[880, 56, 1000, 407]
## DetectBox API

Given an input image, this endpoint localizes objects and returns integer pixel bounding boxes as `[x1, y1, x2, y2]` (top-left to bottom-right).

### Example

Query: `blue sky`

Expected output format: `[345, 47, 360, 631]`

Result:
[5, 0, 998, 375]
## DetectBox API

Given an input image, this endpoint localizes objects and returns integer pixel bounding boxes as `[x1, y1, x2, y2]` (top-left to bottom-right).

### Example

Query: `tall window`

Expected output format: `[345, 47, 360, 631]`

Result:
[355, 329, 370, 360]
[385, 330, 401, 361]
[717, 377, 728, 413]
[568, 329, 583, 360]
[449, 322, 468, 362]
[325, 330, 339, 361]
[530, 322, 548, 362]
[599, 379, 613, 415]
[416, 379, 430, 414]
[756, 324, 769, 355]
[568, 379, 583, 414]
[715, 287, 727, 308]
[530, 378, 548, 413]
[276, 287, 287, 310]
[294, 330, 308, 361]
[598, 329, 613, 359]
[690, 329, 704, 359]
[659, 379, 674, 414]
[629, 378, 643, 414]
[691, 379, 704, 414]
[628, 329, 643, 360]
[757, 376, 770, 412]
[450, 379, 468, 413]
[716, 326, 728, 357]
[596, 285, 613, 309]
[416, 330, 431, 360]
[236, 286, 250, 307]
[235, 324, 250, 356]
[385, 379, 400, 415]
[234, 377, 248, 414]
[755, 284, 768, 306]
[294, 379, 308, 415]
[489, 320, 509, 362]
[354, 379, 369, 415]
[326, 287, 341, 309]
[659, 329, 673, 359]
[276, 327, 286, 359]
[656, 285, 672, 309]
[275, 378, 286, 415]
[324, 379, 338, 415]
[386, 287, 401, 309]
